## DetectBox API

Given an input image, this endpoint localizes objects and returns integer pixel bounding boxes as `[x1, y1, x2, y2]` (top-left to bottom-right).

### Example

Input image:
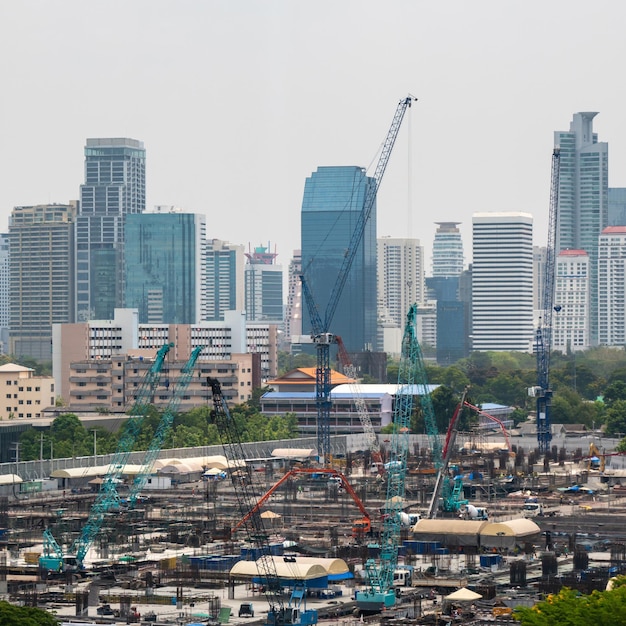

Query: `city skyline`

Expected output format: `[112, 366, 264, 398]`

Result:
[3, 2, 626, 273]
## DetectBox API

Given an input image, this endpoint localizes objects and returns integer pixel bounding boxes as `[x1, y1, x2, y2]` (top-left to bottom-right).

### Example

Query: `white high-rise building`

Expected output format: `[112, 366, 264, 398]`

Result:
[553, 250, 589, 352]
[472, 212, 534, 352]
[598, 226, 626, 346]
[377, 237, 424, 328]
[284, 250, 302, 344]
[432, 222, 464, 277]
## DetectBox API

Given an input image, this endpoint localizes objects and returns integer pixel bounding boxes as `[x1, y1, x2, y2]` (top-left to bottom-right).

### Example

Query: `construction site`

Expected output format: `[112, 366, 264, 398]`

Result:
[0, 101, 623, 626]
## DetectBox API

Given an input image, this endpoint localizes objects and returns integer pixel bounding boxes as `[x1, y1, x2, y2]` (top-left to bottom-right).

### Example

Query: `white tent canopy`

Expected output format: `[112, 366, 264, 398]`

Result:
[445, 587, 482, 602]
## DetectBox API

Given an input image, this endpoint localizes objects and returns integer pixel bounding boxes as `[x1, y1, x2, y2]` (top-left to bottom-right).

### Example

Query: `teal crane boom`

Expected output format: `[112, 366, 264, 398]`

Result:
[128, 345, 203, 507]
[40, 343, 172, 572]
[356, 303, 421, 613]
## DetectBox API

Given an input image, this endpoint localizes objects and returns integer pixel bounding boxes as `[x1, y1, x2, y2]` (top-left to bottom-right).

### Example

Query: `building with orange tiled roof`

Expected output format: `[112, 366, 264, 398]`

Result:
[267, 368, 355, 393]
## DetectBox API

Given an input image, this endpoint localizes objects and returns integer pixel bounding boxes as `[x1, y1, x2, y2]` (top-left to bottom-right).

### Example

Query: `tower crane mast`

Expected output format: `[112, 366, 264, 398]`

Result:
[535, 148, 561, 454]
[301, 95, 416, 463]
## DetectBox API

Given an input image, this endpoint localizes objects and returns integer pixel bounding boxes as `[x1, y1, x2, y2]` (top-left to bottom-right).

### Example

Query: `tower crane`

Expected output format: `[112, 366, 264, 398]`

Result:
[40, 343, 173, 572]
[207, 378, 317, 626]
[301, 95, 416, 464]
[533, 148, 561, 454]
[356, 304, 419, 614]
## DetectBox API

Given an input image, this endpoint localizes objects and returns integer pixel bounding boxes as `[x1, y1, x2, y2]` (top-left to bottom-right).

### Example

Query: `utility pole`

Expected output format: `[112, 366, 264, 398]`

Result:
[91, 429, 98, 466]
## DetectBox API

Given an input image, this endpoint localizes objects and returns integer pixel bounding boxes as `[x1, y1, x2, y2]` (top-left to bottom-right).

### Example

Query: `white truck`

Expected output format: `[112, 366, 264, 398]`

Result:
[523, 500, 559, 518]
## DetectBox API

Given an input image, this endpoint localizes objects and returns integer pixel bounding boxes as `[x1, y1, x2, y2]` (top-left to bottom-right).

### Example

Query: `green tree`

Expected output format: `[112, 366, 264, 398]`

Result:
[605, 399, 626, 437]
[515, 583, 626, 625]
[50, 413, 91, 458]
[0, 600, 58, 625]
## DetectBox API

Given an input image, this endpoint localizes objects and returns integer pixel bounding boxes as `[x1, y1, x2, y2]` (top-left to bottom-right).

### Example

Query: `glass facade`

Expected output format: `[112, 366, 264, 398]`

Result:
[124, 212, 205, 324]
[554, 113, 608, 344]
[76, 138, 146, 321]
[206, 239, 244, 321]
[301, 166, 377, 352]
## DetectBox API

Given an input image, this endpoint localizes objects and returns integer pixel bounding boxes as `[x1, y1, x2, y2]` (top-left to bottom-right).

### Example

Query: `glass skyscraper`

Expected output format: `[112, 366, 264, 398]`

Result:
[76, 138, 146, 321]
[301, 166, 377, 352]
[554, 113, 608, 344]
[124, 211, 206, 324]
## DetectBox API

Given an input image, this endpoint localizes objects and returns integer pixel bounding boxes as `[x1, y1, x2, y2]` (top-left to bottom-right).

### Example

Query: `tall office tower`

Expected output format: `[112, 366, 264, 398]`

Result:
[555, 113, 608, 344]
[472, 212, 534, 352]
[608, 188, 626, 226]
[432, 221, 464, 277]
[0, 235, 9, 353]
[9, 203, 76, 360]
[284, 250, 302, 344]
[552, 249, 589, 352]
[598, 227, 626, 346]
[377, 237, 424, 328]
[301, 166, 377, 352]
[244, 244, 283, 323]
[205, 239, 245, 321]
[76, 138, 146, 321]
[123, 210, 206, 324]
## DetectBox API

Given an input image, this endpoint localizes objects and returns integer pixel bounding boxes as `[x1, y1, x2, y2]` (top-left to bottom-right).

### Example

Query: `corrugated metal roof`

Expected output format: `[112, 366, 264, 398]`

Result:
[262, 384, 439, 400]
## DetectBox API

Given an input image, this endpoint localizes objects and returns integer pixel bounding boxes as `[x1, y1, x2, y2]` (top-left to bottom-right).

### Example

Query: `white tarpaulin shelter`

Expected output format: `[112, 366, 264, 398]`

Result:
[445, 587, 482, 602]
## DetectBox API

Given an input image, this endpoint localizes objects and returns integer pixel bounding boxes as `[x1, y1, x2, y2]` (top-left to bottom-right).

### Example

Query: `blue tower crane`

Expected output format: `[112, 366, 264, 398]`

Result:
[355, 304, 419, 614]
[535, 148, 561, 454]
[40, 343, 173, 572]
[301, 95, 416, 463]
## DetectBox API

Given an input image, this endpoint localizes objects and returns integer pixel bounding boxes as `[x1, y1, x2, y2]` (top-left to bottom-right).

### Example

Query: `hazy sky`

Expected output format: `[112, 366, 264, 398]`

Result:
[2, 1, 626, 272]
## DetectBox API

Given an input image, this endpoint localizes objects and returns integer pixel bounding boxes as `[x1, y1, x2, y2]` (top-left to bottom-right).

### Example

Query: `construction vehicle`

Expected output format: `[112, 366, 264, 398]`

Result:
[588, 441, 605, 472]
[40, 343, 173, 572]
[355, 304, 419, 613]
[531, 148, 561, 454]
[335, 335, 384, 474]
[523, 499, 560, 518]
[208, 377, 318, 626]
[426, 389, 468, 519]
[462, 401, 513, 452]
[230, 466, 372, 541]
[300, 95, 416, 464]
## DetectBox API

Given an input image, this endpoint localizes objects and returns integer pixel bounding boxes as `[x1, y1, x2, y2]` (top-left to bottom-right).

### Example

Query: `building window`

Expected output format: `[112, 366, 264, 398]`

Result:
[5, 381, 10, 386]
[5, 394, 9, 399]
[18, 387, 23, 392]
[35, 386, 40, 392]
[26, 387, 31, 392]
